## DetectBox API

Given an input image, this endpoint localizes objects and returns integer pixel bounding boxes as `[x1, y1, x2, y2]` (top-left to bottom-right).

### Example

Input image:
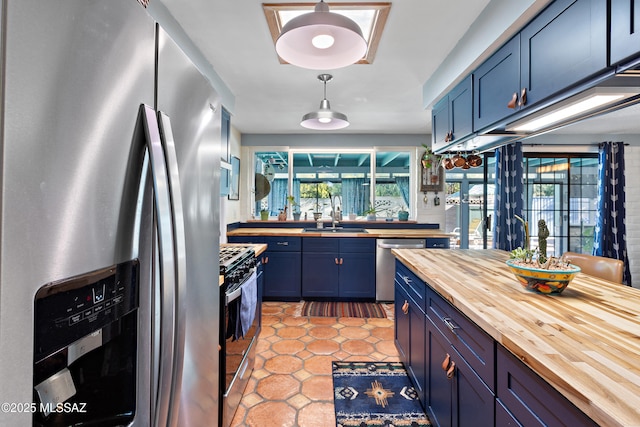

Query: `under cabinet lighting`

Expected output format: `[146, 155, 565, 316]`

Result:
[506, 87, 640, 133]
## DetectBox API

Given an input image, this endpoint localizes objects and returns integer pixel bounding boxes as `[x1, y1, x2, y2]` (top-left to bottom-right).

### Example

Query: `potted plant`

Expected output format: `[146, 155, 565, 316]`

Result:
[398, 206, 409, 221]
[260, 209, 269, 221]
[505, 215, 580, 294]
[287, 195, 301, 221]
[364, 205, 378, 221]
[421, 144, 434, 169]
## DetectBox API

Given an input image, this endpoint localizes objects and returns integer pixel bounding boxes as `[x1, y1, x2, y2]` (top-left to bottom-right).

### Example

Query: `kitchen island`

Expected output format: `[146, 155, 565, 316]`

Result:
[392, 248, 640, 427]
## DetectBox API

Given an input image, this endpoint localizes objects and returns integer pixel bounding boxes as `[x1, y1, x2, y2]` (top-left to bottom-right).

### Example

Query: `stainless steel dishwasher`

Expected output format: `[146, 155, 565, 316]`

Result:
[376, 239, 425, 301]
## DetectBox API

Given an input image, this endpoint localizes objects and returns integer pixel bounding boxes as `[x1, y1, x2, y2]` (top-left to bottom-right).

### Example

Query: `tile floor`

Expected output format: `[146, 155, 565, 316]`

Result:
[230, 301, 399, 427]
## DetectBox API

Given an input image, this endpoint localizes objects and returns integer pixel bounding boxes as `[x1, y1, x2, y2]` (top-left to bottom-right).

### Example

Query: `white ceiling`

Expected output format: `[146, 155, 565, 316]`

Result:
[156, 0, 640, 140]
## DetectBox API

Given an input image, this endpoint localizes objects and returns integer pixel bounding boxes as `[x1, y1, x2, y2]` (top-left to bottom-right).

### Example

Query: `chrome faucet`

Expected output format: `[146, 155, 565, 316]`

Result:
[331, 195, 342, 228]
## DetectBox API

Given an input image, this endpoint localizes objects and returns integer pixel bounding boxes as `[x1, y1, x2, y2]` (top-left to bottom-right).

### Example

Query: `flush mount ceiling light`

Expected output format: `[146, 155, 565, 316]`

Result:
[506, 86, 640, 133]
[275, 0, 367, 70]
[301, 74, 349, 130]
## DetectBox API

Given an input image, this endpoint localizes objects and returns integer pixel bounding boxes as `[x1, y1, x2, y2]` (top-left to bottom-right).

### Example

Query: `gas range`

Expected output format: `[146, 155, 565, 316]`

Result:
[219, 245, 256, 292]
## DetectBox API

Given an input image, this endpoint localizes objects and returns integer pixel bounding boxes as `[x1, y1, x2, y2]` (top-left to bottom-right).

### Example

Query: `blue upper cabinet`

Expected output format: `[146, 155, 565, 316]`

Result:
[610, 0, 640, 66]
[432, 75, 473, 152]
[473, 36, 521, 132]
[472, 0, 607, 133]
[519, 0, 607, 108]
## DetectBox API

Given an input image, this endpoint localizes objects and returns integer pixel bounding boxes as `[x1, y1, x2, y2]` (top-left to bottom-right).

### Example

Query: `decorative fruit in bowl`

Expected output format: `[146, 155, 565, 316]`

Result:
[505, 259, 581, 294]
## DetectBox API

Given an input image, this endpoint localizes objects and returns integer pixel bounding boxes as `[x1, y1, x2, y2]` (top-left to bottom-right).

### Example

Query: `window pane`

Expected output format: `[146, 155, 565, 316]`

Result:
[254, 151, 288, 218]
[375, 151, 411, 219]
[292, 152, 372, 219]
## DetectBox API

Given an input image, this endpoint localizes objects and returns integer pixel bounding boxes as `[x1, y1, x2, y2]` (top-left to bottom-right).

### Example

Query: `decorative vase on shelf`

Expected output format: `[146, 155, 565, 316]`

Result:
[260, 210, 269, 220]
[293, 212, 301, 221]
[398, 211, 409, 221]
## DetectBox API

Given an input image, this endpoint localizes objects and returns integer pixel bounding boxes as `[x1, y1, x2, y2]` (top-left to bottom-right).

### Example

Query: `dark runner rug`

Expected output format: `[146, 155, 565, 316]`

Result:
[299, 301, 388, 318]
[333, 361, 431, 427]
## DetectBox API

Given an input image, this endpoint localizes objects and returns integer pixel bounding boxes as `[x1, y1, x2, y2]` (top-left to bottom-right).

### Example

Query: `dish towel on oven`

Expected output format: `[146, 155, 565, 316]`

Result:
[240, 271, 257, 337]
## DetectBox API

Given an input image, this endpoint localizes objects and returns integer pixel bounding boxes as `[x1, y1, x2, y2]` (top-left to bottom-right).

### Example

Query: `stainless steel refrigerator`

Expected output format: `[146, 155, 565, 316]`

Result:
[0, 0, 221, 425]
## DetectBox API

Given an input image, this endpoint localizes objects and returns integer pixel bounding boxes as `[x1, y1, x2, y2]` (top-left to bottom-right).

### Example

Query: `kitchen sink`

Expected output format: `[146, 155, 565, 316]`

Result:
[303, 227, 367, 233]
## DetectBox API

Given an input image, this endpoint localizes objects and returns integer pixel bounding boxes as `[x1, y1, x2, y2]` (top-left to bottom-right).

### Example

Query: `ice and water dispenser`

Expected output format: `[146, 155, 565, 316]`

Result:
[32, 260, 139, 426]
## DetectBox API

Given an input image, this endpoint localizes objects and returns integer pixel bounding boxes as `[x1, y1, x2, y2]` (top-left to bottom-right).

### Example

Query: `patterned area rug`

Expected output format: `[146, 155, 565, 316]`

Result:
[297, 301, 390, 318]
[333, 361, 431, 427]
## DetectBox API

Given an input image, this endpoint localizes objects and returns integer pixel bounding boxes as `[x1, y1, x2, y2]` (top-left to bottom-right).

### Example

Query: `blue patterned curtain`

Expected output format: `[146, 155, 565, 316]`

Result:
[493, 142, 524, 251]
[395, 176, 410, 207]
[268, 178, 288, 215]
[593, 142, 632, 285]
[342, 178, 367, 216]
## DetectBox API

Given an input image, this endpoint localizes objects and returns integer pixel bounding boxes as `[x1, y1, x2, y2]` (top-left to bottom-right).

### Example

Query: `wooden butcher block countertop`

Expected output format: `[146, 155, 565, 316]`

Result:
[391, 248, 640, 427]
[226, 227, 451, 239]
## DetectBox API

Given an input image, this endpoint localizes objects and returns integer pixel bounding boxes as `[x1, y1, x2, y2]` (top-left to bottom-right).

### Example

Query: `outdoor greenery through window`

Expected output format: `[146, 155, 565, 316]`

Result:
[253, 150, 411, 220]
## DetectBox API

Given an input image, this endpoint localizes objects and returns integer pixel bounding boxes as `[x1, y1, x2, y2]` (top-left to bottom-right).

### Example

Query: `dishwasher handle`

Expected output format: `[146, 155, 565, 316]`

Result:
[377, 242, 425, 249]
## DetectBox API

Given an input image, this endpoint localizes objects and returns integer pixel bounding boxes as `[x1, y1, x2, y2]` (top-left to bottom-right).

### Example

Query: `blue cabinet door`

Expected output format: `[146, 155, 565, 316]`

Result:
[302, 252, 339, 298]
[427, 318, 453, 427]
[610, 0, 640, 65]
[473, 36, 521, 131]
[431, 96, 450, 152]
[262, 251, 301, 300]
[496, 346, 598, 427]
[409, 299, 426, 407]
[452, 347, 494, 427]
[520, 0, 607, 107]
[394, 282, 410, 365]
[339, 252, 375, 299]
[432, 76, 473, 151]
[449, 76, 473, 142]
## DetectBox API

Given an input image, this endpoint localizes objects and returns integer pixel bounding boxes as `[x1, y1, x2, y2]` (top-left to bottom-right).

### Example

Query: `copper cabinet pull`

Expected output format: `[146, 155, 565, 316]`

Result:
[444, 131, 453, 142]
[507, 92, 518, 109]
[441, 353, 451, 371]
[446, 361, 456, 379]
[519, 87, 527, 107]
[335, 258, 339, 265]
[264, 256, 269, 264]
[340, 258, 344, 265]
[402, 300, 409, 315]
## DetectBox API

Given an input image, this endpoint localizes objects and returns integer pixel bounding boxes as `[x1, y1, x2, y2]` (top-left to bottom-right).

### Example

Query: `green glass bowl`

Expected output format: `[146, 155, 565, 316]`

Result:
[505, 259, 581, 294]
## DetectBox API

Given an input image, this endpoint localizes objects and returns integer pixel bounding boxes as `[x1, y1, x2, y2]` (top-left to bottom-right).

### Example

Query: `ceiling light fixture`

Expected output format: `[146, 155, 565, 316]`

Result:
[301, 74, 349, 130]
[275, 0, 367, 70]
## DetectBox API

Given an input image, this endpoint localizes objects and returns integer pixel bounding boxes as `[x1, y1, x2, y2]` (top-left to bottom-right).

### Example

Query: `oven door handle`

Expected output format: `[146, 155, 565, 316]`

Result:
[226, 286, 242, 304]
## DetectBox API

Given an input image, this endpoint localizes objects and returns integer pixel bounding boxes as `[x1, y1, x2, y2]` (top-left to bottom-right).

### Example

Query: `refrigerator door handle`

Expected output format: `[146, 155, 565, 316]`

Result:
[140, 105, 178, 427]
[157, 111, 188, 427]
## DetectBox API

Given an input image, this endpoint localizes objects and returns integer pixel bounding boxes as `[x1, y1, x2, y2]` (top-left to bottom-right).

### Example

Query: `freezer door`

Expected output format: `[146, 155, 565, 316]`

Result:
[0, 0, 155, 425]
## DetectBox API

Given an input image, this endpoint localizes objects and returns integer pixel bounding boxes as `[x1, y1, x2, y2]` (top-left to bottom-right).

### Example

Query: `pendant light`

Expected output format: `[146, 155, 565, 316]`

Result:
[301, 74, 349, 130]
[275, 0, 367, 70]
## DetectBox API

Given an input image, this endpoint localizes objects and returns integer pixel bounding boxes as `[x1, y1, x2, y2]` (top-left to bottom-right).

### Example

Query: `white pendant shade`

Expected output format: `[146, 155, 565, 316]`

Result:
[301, 99, 350, 130]
[301, 74, 350, 130]
[276, 1, 367, 70]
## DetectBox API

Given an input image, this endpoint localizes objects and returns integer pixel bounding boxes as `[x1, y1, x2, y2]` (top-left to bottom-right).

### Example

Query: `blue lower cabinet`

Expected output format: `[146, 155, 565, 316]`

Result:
[229, 236, 302, 301]
[427, 317, 494, 427]
[496, 346, 598, 427]
[394, 282, 410, 365]
[408, 299, 426, 406]
[302, 237, 375, 299]
[262, 251, 301, 300]
[301, 252, 339, 298]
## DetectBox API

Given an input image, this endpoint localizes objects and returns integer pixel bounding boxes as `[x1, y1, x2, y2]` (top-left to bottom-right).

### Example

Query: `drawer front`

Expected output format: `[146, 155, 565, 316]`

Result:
[340, 237, 375, 253]
[395, 261, 426, 313]
[303, 237, 339, 253]
[497, 346, 598, 427]
[228, 235, 265, 244]
[425, 237, 450, 249]
[263, 236, 301, 252]
[426, 287, 494, 391]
